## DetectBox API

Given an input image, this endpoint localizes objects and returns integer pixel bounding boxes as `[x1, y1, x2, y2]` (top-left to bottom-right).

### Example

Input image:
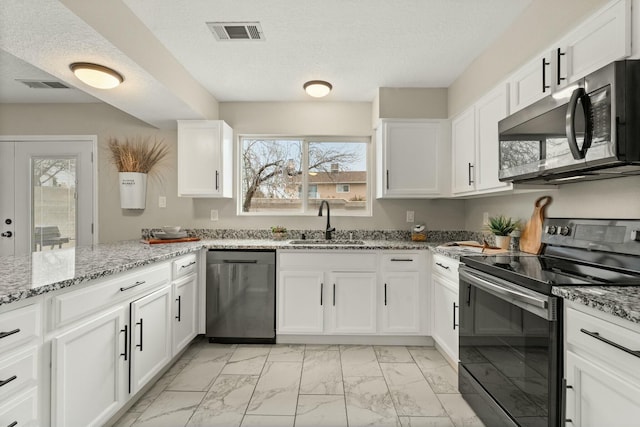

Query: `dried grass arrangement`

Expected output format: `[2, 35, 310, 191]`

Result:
[108, 137, 169, 174]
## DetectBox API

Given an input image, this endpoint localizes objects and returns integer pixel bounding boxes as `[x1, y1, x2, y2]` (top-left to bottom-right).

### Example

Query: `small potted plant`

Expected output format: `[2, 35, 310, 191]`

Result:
[108, 137, 169, 209]
[486, 215, 518, 249]
[270, 226, 288, 241]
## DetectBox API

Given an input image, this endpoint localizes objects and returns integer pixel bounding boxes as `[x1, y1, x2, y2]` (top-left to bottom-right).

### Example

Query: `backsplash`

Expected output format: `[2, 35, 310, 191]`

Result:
[142, 228, 488, 243]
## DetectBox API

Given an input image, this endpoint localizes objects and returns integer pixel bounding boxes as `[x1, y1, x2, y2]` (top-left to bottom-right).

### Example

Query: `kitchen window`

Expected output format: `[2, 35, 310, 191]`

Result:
[239, 136, 370, 215]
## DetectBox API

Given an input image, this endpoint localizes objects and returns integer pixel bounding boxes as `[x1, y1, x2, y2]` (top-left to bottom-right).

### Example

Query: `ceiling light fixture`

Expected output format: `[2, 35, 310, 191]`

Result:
[69, 62, 124, 89]
[303, 80, 332, 98]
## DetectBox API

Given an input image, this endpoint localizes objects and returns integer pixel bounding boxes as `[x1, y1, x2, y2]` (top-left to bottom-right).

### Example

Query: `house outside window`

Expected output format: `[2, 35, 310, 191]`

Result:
[240, 137, 369, 215]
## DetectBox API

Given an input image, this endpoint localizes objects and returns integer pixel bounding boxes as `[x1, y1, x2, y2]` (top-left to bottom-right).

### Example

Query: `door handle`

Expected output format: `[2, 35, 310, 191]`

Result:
[580, 328, 640, 358]
[180, 261, 196, 269]
[542, 57, 550, 92]
[453, 302, 459, 330]
[0, 375, 17, 387]
[120, 281, 145, 292]
[176, 296, 182, 321]
[384, 283, 387, 306]
[467, 163, 474, 186]
[566, 87, 593, 160]
[0, 329, 20, 340]
[320, 283, 323, 306]
[136, 319, 143, 351]
[120, 325, 128, 361]
[556, 47, 566, 85]
[215, 170, 219, 190]
[333, 284, 336, 306]
[435, 262, 450, 270]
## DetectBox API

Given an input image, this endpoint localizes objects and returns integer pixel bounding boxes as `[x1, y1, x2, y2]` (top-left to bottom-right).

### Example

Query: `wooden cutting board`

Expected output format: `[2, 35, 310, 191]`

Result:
[141, 237, 201, 244]
[519, 196, 552, 254]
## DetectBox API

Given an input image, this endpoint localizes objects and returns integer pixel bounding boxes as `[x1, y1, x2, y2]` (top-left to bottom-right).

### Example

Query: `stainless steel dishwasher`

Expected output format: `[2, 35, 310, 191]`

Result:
[206, 250, 276, 343]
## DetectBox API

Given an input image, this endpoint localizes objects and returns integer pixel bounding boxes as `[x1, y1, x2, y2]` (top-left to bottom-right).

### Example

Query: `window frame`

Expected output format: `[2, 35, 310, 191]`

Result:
[237, 135, 372, 217]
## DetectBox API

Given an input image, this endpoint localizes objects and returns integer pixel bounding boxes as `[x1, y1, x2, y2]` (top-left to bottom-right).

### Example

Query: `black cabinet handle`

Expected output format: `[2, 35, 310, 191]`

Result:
[136, 319, 144, 351]
[542, 57, 550, 92]
[467, 163, 474, 186]
[215, 170, 219, 190]
[453, 302, 459, 330]
[466, 284, 472, 307]
[386, 170, 389, 190]
[384, 283, 388, 306]
[333, 284, 336, 306]
[320, 283, 323, 306]
[580, 328, 640, 358]
[0, 375, 17, 387]
[390, 258, 412, 262]
[1, 231, 12, 238]
[435, 262, 450, 270]
[557, 48, 566, 85]
[0, 329, 20, 340]
[120, 325, 128, 361]
[180, 261, 196, 269]
[120, 281, 145, 292]
[176, 296, 182, 321]
[7, 421, 17, 427]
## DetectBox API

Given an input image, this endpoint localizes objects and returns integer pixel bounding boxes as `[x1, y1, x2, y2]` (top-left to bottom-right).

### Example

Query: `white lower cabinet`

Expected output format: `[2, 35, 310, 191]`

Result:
[328, 272, 377, 334]
[51, 306, 127, 427]
[277, 271, 324, 334]
[381, 271, 420, 334]
[172, 274, 198, 355]
[564, 302, 640, 426]
[130, 285, 172, 395]
[0, 387, 38, 427]
[431, 254, 459, 364]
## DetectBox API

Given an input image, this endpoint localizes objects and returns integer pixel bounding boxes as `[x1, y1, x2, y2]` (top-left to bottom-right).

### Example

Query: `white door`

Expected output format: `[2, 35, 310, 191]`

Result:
[451, 107, 476, 195]
[0, 137, 96, 255]
[432, 276, 459, 362]
[130, 285, 172, 394]
[329, 272, 377, 334]
[277, 270, 324, 334]
[381, 271, 420, 334]
[172, 274, 198, 355]
[51, 306, 127, 427]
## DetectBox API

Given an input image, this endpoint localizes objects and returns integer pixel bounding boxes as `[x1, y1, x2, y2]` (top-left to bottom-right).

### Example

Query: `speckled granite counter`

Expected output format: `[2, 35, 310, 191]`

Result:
[552, 286, 640, 325]
[0, 238, 444, 307]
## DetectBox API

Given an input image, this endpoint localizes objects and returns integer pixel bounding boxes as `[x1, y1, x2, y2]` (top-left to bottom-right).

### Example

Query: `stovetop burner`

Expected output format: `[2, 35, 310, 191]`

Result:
[461, 218, 640, 295]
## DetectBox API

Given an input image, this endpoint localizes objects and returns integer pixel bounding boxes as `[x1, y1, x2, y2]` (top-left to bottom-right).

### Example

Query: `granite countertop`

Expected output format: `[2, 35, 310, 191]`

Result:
[552, 286, 640, 325]
[0, 238, 440, 307]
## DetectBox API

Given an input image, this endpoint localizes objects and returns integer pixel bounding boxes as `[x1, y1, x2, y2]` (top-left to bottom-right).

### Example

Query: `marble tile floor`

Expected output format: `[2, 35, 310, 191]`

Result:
[113, 337, 485, 427]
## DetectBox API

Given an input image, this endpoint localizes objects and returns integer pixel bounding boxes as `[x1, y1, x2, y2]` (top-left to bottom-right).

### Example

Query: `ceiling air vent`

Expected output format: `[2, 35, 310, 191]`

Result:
[17, 79, 70, 89]
[207, 22, 264, 41]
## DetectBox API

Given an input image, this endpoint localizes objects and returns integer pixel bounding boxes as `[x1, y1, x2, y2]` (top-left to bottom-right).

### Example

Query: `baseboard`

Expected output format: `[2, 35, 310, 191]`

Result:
[276, 334, 434, 346]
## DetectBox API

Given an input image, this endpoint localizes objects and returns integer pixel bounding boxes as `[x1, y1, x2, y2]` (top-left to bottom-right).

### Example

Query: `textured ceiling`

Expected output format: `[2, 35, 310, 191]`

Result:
[0, 0, 532, 127]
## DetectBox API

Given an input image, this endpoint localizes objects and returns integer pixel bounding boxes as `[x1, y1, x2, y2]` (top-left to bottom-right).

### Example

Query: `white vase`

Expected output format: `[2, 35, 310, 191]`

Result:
[119, 172, 147, 209]
[495, 235, 511, 250]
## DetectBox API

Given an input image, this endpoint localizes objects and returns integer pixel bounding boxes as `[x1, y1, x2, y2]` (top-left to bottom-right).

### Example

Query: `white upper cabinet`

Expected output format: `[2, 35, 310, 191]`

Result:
[177, 120, 233, 198]
[451, 83, 511, 196]
[376, 119, 450, 198]
[509, 0, 631, 113]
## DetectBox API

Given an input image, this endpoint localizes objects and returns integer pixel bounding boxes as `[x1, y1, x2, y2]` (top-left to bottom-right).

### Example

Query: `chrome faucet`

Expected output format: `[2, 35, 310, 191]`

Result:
[318, 200, 335, 240]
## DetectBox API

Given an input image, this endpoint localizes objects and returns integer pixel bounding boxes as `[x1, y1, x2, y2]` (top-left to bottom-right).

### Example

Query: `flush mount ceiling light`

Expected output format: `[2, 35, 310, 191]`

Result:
[303, 80, 332, 98]
[69, 62, 124, 89]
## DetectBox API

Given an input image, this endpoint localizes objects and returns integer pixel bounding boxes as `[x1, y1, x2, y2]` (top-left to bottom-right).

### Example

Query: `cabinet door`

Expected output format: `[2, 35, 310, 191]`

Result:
[51, 306, 127, 427]
[451, 107, 476, 194]
[329, 272, 377, 334]
[475, 84, 512, 193]
[130, 285, 172, 394]
[381, 272, 420, 334]
[559, 0, 631, 88]
[177, 120, 232, 198]
[432, 275, 459, 363]
[508, 53, 552, 113]
[378, 120, 446, 198]
[173, 274, 198, 355]
[565, 350, 640, 427]
[277, 271, 324, 334]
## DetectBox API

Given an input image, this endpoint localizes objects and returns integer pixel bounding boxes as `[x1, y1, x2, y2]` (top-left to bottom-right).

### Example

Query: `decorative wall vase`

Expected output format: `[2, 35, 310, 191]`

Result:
[495, 235, 511, 250]
[119, 172, 147, 209]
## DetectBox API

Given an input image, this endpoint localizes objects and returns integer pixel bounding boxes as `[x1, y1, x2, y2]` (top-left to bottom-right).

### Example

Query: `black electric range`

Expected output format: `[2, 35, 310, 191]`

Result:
[458, 218, 640, 427]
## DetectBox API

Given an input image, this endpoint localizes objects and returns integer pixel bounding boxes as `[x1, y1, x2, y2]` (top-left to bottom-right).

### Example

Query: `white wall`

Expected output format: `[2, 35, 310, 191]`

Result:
[0, 102, 466, 243]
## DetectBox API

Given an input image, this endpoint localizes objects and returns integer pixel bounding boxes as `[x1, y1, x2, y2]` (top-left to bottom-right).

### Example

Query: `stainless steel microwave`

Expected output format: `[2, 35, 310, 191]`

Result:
[498, 60, 640, 184]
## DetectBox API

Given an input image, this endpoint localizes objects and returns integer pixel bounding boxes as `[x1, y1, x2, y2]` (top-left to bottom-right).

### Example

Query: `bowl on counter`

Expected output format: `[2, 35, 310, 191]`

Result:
[162, 226, 181, 233]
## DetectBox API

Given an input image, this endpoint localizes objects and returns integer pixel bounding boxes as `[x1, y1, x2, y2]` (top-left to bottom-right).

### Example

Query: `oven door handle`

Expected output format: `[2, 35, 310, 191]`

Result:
[459, 267, 556, 320]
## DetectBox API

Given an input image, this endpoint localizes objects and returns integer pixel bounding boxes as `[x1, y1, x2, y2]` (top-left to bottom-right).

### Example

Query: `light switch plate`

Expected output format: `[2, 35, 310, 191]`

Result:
[158, 196, 166, 208]
[210, 209, 219, 221]
[406, 210, 415, 223]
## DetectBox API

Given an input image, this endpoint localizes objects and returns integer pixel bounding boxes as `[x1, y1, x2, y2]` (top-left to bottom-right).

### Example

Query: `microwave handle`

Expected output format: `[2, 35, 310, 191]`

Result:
[566, 87, 593, 160]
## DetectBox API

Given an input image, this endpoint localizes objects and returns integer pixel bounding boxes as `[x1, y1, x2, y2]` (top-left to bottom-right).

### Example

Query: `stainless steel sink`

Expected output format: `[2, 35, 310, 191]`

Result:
[287, 239, 366, 245]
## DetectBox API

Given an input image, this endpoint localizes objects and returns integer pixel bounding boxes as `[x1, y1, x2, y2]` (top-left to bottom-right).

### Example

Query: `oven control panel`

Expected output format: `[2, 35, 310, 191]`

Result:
[542, 218, 640, 256]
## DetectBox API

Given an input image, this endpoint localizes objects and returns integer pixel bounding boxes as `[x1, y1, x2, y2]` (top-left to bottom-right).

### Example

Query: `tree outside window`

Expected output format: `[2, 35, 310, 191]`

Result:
[240, 137, 369, 215]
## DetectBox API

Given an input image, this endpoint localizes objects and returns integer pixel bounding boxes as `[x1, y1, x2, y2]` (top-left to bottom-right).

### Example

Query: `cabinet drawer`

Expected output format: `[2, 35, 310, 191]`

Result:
[566, 306, 640, 380]
[51, 262, 171, 328]
[0, 304, 41, 354]
[173, 254, 198, 280]
[0, 387, 38, 427]
[0, 346, 38, 400]
[431, 254, 459, 280]
[381, 252, 424, 271]
[279, 252, 377, 270]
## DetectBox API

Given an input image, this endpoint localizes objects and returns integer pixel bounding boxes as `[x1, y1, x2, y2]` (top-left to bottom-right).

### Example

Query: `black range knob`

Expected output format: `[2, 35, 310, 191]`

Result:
[546, 225, 557, 235]
[559, 226, 571, 236]
[1, 231, 12, 238]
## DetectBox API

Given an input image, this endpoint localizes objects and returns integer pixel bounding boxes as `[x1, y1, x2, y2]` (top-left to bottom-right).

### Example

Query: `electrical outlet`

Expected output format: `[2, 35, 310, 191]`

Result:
[483, 212, 489, 225]
[210, 209, 219, 221]
[406, 210, 415, 223]
[158, 196, 166, 208]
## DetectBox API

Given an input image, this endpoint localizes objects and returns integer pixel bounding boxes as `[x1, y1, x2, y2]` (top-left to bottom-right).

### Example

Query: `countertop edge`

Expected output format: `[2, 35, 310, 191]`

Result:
[552, 286, 640, 325]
